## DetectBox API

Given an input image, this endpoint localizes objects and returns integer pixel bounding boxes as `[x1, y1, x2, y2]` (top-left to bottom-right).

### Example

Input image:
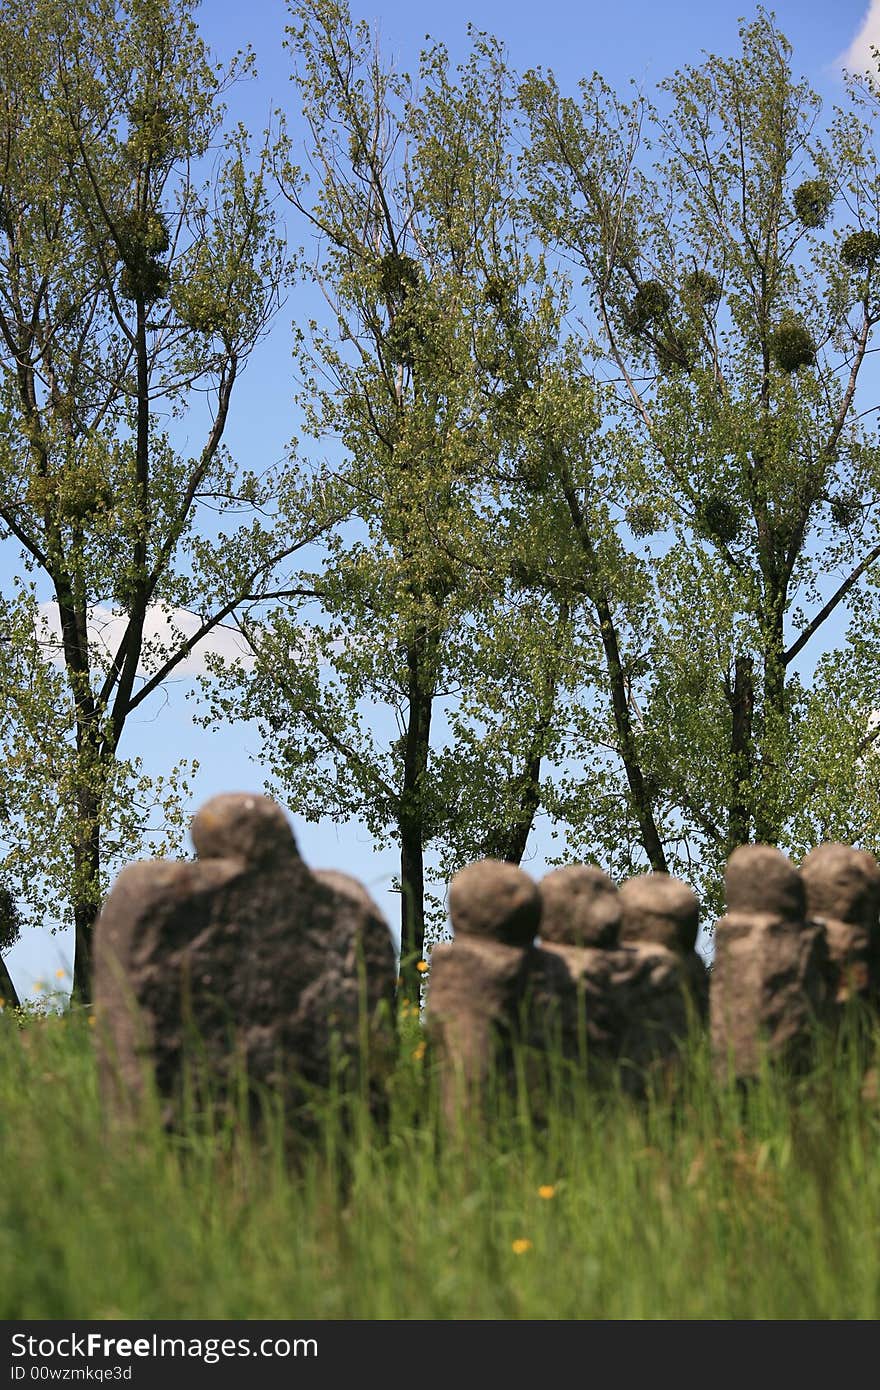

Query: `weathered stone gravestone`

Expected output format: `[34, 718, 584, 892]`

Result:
[615, 871, 708, 1080]
[540, 864, 621, 948]
[424, 860, 540, 1116]
[800, 842, 880, 1010]
[532, 868, 707, 1091]
[525, 865, 624, 1074]
[710, 844, 832, 1081]
[94, 792, 397, 1128]
[425, 859, 708, 1109]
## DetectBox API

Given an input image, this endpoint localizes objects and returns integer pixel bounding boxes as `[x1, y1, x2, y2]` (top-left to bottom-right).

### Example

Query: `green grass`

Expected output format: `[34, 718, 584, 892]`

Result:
[2, 1001, 880, 1319]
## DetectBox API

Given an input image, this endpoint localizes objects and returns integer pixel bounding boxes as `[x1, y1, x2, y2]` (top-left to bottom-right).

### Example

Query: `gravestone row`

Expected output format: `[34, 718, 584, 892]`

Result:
[90, 793, 880, 1126]
[425, 860, 708, 1108]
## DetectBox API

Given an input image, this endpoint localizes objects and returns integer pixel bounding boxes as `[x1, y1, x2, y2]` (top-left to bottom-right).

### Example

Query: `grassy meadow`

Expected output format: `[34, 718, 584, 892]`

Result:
[2, 998, 880, 1320]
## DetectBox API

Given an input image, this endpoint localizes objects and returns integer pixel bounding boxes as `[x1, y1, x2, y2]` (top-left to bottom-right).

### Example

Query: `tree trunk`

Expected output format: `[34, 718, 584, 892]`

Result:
[497, 746, 543, 866]
[69, 298, 150, 1004]
[71, 782, 102, 1003]
[0, 953, 19, 1011]
[558, 469, 668, 873]
[754, 592, 787, 845]
[399, 818, 426, 987]
[398, 632, 433, 999]
[592, 585, 668, 873]
[727, 653, 754, 853]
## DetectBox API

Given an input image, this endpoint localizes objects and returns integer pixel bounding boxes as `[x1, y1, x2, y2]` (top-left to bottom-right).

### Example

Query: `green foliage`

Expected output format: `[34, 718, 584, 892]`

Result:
[116, 209, 171, 302]
[830, 493, 861, 531]
[769, 312, 816, 372]
[694, 494, 742, 544]
[792, 178, 832, 229]
[655, 329, 695, 373]
[840, 230, 880, 270]
[5, 0, 880, 979]
[623, 279, 671, 333]
[518, 6, 880, 878]
[377, 251, 421, 303]
[204, 0, 583, 966]
[483, 273, 512, 307]
[0, 884, 20, 953]
[680, 268, 722, 308]
[625, 502, 661, 539]
[0, 0, 291, 995]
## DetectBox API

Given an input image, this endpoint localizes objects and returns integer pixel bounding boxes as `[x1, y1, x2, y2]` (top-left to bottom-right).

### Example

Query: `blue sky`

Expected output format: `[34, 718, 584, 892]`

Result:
[4, 0, 880, 1000]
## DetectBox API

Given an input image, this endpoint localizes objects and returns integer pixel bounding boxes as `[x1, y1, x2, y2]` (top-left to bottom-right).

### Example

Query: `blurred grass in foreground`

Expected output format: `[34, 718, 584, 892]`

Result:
[1, 998, 879, 1319]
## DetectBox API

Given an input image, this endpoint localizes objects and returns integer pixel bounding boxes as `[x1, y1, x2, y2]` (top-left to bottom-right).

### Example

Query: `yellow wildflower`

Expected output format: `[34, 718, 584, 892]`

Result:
[511, 1239, 532, 1255]
[538, 1185, 556, 1200]
[416, 960, 429, 973]
[412, 1041, 426, 1061]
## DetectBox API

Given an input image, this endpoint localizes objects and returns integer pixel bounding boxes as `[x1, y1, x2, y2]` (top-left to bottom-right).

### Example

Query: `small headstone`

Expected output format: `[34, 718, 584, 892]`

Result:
[425, 936, 532, 1106]
[529, 939, 707, 1092]
[538, 865, 620, 947]
[447, 859, 541, 945]
[711, 844, 831, 1080]
[425, 860, 540, 1114]
[800, 842, 880, 1006]
[93, 793, 397, 1128]
[618, 873, 700, 952]
[724, 843, 806, 920]
[525, 869, 705, 1092]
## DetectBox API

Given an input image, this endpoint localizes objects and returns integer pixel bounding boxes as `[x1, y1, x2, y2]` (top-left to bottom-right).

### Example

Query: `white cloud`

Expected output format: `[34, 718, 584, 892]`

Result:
[840, 2, 880, 74]
[36, 602, 256, 680]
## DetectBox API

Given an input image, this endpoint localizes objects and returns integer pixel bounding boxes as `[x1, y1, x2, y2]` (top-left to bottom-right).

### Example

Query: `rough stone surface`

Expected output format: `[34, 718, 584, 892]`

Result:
[526, 941, 707, 1091]
[429, 855, 708, 1106]
[614, 946, 708, 1077]
[801, 843, 880, 1004]
[190, 792, 298, 866]
[312, 868, 385, 916]
[94, 793, 397, 1127]
[538, 865, 620, 947]
[424, 936, 530, 1112]
[526, 945, 624, 1067]
[448, 860, 541, 946]
[618, 873, 700, 952]
[725, 844, 806, 921]
[710, 910, 831, 1080]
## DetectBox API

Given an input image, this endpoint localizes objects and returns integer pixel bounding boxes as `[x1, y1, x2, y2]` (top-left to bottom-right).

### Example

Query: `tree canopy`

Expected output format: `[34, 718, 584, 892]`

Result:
[518, 10, 880, 900]
[0, 0, 323, 999]
[6, 2, 880, 1000]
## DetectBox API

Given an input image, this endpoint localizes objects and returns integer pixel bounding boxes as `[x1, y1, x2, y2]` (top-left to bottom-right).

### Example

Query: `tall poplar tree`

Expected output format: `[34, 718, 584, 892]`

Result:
[0, 0, 315, 998]
[521, 11, 880, 892]
[213, 1, 580, 989]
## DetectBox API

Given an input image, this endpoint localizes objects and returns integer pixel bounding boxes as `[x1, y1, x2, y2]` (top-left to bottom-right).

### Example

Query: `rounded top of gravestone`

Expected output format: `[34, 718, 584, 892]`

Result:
[190, 792, 299, 866]
[724, 844, 804, 920]
[313, 868, 387, 921]
[618, 872, 699, 951]
[800, 842, 880, 926]
[448, 860, 541, 946]
[539, 864, 620, 947]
